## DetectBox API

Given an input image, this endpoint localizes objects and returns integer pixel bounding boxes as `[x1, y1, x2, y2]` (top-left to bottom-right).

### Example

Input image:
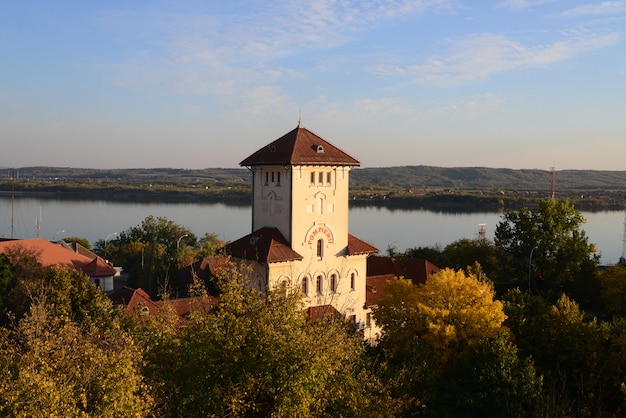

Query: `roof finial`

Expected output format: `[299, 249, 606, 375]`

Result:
[298, 109, 302, 128]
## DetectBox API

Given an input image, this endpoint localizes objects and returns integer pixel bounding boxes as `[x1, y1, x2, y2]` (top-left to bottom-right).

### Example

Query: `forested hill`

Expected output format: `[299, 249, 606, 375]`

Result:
[351, 166, 626, 190]
[4, 165, 626, 191]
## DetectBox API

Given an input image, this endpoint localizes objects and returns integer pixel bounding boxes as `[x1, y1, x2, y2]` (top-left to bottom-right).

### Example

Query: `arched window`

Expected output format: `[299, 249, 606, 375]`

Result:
[301, 277, 308, 295]
[330, 274, 337, 293]
[316, 275, 323, 294]
[350, 272, 356, 291]
[317, 239, 323, 259]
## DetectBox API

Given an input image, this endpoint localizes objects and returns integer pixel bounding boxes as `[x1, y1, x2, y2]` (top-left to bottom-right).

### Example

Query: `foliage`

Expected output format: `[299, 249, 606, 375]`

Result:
[495, 198, 600, 305]
[503, 289, 626, 416]
[432, 331, 542, 417]
[140, 261, 396, 417]
[195, 232, 226, 259]
[60, 236, 91, 250]
[374, 269, 506, 363]
[599, 263, 626, 316]
[100, 216, 196, 298]
[0, 254, 14, 318]
[0, 265, 151, 417]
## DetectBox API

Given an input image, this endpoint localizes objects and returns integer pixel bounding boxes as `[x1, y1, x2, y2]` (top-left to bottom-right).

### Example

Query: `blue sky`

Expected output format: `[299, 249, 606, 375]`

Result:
[2, 1, 625, 170]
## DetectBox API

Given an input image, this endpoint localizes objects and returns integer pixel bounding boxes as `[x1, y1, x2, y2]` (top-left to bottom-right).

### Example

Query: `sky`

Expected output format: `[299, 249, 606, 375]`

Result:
[1, 1, 625, 170]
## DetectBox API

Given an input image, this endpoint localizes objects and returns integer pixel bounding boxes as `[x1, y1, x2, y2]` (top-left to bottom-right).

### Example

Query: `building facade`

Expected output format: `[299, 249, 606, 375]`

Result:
[224, 122, 378, 327]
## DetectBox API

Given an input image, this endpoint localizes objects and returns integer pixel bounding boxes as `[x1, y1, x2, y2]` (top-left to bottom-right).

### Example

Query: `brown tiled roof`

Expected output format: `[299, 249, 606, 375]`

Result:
[223, 227, 303, 263]
[240, 124, 360, 167]
[81, 256, 117, 277]
[108, 286, 218, 321]
[0, 238, 115, 277]
[307, 304, 342, 322]
[403, 258, 441, 285]
[365, 274, 398, 307]
[346, 234, 379, 256]
[367, 255, 404, 277]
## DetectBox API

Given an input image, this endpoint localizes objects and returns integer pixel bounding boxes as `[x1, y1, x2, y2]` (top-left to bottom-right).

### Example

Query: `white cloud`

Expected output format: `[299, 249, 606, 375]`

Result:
[495, 0, 557, 11]
[386, 31, 619, 86]
[560, 1, 626, 17]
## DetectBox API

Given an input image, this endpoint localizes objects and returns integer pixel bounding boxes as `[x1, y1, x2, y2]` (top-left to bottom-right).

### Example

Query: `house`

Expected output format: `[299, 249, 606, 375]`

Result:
[108, 286, 218, 322]
[363, 255, 441, 342]
[222, 121, 379, 327]
[0, 238, 117, 292]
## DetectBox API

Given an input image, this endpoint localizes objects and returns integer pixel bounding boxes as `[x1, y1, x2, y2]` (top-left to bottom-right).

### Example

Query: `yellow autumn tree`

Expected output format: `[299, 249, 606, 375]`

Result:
[374, 268, 506, 361]
[418, 268, 506, 356]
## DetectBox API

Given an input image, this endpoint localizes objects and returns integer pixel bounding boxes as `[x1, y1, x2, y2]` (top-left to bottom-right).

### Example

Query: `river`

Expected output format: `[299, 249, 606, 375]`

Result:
[1, 197, 624, 265]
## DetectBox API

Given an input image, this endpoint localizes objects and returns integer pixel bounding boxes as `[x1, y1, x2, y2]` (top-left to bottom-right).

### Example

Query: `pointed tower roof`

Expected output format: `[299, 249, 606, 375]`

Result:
[240, 124, 360, 167]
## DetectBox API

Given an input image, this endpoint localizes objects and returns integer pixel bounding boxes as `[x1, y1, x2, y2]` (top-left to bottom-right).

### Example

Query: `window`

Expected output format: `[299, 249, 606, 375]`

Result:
[326, 171, 331, 185]
[277, 171, 280, 185]
[265, 172, 269, 185]
[350, 272, 355, 291]
[317, 239, 323, 259]
[318, 172, 324, 184]
[316, 275, 323, 294]
[366, 312, 372, 327]
[301, 277, 308, 295]
[310, 172, 315, 185]
[330, 274, 337, 293]
[271, 171, 275, 183]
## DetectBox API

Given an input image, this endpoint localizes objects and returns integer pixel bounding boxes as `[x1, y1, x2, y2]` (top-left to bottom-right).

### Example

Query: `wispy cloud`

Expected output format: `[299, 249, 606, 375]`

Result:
[94, 1, 449, 100]
[373, 30, 619, 86]
[560, 1, 626, 17]
[495, 0, 557, 11]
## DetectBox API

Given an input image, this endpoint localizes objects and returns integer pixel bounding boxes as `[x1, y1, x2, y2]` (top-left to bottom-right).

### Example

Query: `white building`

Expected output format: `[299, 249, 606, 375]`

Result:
[224, 122, 379, 327]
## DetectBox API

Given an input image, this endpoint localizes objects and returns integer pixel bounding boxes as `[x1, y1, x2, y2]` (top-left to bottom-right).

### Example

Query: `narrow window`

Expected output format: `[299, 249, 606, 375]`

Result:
[271, 171, 275, 183]
[301, 277, 308, 295]
[277, 171, 281, 185]
[318, 172, 323, 184]
[310, 172, 315, 185]
[326, 171, 331, 185]
[265, 172, 269, 185]
[317, 239, 323, 259]
[330, 274, 337, 293]
[316, 275, 323, 294]
[366, 312, 372, 327]
[350, 273, 355, 291]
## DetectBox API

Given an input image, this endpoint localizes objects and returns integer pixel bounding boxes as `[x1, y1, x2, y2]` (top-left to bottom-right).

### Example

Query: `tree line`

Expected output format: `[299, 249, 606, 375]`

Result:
[1, 198, 626, 416]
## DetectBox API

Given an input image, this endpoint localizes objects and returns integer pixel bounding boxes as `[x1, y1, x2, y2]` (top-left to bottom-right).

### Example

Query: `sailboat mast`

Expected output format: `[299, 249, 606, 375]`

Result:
[11, 169, 15, 239]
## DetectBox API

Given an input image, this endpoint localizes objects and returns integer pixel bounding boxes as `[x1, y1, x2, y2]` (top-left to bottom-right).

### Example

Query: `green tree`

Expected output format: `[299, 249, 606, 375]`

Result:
[0, 265, 151, 417]
[101, 216, 196, 298]
[140, 261, 396, 417]
[494, 198, 600, 305]
[599, 263, 626, 316]
[503, 290, 622, 416]
[433, 331, 542, 417]
[0, 254, 14, 318]
[60, 236, 91, 250]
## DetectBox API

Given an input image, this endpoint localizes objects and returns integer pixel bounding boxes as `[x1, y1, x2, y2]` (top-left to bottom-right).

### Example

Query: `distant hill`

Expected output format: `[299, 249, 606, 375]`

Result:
[3, 166, 626, 191]
[351, 166, 626, 191]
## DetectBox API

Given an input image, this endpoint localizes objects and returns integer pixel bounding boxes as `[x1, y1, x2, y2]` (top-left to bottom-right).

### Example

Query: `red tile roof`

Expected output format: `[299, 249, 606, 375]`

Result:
[307, 304, 342, 322]
[346, 234, 379, 256]
[108, 286, 218, 321]
[365, 274, 398, 307]
[240, 124, 360, 167]
[403, 258, 441, 285]
[0, 238, 115, 277]
[223, 227, 303, 263]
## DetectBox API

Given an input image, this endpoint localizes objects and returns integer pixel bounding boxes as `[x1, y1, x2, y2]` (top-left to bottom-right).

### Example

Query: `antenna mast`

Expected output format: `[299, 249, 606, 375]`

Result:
[549, 166, 556, 199]
[621, 208, 626, 262]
